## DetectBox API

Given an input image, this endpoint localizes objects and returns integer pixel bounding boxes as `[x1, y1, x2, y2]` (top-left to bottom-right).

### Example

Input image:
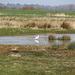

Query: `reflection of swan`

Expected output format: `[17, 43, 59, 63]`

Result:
[35, 39, 39, 44]
[35, 35, 39, 40]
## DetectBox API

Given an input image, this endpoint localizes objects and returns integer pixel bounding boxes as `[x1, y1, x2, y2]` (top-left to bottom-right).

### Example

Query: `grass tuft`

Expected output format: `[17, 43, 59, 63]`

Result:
[61, 21, 72, 29]
[48, 34, 56, 40]
[37, 22, 51, 28]
[68, 42, 75, 50]
[58, 35, 71, 40]
[26, 21, 36, 27]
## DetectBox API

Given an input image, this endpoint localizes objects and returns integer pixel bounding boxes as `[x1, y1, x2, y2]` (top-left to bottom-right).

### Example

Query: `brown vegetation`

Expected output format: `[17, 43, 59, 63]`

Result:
[0, 16, 75, 29]
[0, 45, 75, 56]
[61, 21, 72, 29]
[37, 22, 52, 28]
[58, 35, 71, 40]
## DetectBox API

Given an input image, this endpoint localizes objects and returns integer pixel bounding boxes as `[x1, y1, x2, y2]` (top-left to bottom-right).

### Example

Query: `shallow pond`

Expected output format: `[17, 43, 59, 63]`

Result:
[0, 34, 75, 46]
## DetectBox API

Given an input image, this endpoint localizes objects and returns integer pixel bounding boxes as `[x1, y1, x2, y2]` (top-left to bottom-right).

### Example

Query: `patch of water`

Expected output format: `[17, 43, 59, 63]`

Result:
[0, 34, 75, 46]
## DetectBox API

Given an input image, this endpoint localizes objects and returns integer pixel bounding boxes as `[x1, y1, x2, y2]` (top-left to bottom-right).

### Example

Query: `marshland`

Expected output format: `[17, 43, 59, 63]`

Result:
[0, 9, 75, 75]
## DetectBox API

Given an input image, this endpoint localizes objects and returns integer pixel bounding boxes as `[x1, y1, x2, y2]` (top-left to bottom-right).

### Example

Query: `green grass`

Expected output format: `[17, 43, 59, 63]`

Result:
[0, 9, 75, 17]
[0, 54, 75, 75]
[0, 28, 75, 36]
[68, 42, 75, 50]
[58, 35, 71, 40]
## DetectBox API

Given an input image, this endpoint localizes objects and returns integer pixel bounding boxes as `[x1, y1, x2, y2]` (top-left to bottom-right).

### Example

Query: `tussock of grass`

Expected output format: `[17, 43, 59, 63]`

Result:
[68, 42, 75, 50]
[48, 34, 56, 40]
[26, 21, 36, 27]
[58, 35, 71, 40]
[36, 22, 51, 28]
[61, 21, 72, 29]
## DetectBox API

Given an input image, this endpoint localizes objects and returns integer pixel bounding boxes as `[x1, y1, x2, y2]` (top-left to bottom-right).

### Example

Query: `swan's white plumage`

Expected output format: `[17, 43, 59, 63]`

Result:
[35, 35, 39, 40]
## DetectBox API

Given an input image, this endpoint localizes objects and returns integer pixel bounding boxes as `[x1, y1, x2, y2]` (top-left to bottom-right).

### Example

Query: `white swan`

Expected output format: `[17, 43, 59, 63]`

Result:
[35, 35, 39, 40]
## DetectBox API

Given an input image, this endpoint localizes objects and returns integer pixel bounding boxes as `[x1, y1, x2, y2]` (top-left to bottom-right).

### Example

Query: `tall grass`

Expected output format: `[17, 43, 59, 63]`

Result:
[48, 34, 56, 40]
[26, 21, 36, 27]
[68, 42, 75, 50]
[37, 22, 51, 28]
[58, 35, 71, 40]
[61, 21, 72, 29]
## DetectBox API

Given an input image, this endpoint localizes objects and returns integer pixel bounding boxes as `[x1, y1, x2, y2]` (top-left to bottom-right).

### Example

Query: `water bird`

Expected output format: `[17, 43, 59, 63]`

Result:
[35, 35, 39, 40]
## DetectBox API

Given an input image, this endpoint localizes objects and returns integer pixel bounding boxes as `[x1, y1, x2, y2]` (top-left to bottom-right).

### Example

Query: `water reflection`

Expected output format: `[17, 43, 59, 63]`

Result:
[0, 34, 75, 46]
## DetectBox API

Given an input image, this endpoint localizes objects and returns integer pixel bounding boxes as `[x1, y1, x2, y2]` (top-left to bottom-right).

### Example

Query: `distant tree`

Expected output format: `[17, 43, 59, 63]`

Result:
[35, 6, 43, 10]
[0, 6, 9, 9]
[20, 6, 43, 10]
[69, 4, 74, 11]
[21, 6, 35, 10]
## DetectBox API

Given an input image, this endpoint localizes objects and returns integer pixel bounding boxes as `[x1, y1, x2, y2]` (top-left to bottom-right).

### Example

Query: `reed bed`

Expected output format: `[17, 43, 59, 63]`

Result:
[68, 42, 75, 50]
[48, 34, 56, 40]
[61, 21, 72, 29]
[58, 35, 71, 40]
[0, 15, 75, 29]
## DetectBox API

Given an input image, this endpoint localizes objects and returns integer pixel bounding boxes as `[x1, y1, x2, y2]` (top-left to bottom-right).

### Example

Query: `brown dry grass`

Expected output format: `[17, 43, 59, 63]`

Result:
[26, 21, 36, 27]
[0, 16, 75, 29]
[61, 21, 72, 29]
[36, 22, 52, 28]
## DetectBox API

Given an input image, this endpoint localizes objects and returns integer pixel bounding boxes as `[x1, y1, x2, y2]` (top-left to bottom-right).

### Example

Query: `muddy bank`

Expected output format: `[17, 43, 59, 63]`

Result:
[0, 45, 75, 56]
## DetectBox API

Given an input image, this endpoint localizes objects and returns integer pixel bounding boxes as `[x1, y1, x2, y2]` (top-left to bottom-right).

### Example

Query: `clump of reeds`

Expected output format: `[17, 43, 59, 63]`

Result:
[48, 34, 56, 40]
[58, 35, 71, 40]
[37, 22, 51, 28]
[26, 21, 36, 27]
[67, 42, 75, 50]
[61, 21, 72, 29]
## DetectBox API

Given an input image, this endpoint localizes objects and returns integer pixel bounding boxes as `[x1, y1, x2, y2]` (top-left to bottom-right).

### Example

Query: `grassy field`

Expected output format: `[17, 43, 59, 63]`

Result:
[0, 28, 75, 36]
[0, 9, 75, 16]
[0, 9, 75, 75]
[0, 9, 75, 30]
[0, 45, 75, 75]
[0, 53, 75, 75]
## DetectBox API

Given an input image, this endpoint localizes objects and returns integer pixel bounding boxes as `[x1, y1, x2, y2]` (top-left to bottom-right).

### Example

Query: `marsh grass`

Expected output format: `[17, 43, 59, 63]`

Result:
[52, 44, 60, 49]
[68, 42, 75, 50]
[37, 22, 51, 28]
[0, 28, 75, 36]
[58, 35, 71, 40]
[26, 21, 36, 27]
[48, 34, 56, 40]
[33, 51, 44, 56]
[61, 21, 72, 29]
[0, 53, 75, 75]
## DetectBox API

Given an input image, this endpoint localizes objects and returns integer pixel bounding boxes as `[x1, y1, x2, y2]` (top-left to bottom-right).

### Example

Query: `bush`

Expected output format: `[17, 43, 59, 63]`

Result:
[61, 21, 72, 29]
[68, 42, 75, 50]
[58, 35, 71, 40]
[48, 34, 56, 40]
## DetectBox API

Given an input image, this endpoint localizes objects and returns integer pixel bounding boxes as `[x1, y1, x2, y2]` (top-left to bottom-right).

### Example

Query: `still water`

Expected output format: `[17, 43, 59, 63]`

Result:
[0, 34, 75, 46]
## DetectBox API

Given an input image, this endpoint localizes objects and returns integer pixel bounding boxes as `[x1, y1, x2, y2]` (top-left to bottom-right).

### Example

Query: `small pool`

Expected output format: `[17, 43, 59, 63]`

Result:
[0, 34, 75, 46]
